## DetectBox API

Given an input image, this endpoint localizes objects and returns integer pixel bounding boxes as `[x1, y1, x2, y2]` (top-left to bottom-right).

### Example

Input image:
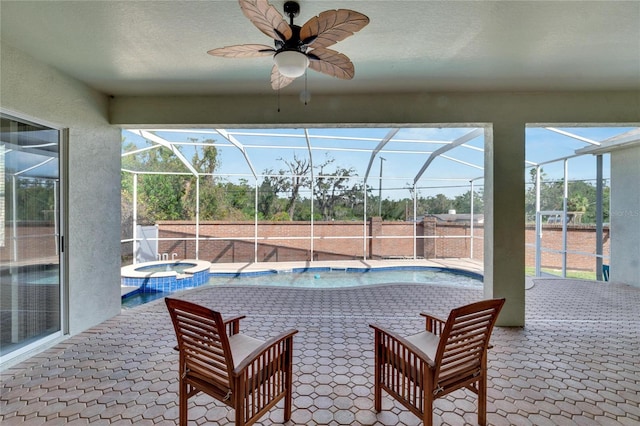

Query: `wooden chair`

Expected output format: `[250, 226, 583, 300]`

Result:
[370, 298, 505, 426]
[165, 297, 298, 426]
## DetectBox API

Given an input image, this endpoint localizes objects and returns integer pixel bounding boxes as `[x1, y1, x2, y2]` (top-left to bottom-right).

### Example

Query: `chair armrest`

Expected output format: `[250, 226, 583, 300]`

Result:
[223, 315, 246, 336]
[419, 312, 446, 335]
[232, 329, 298, 376]
[370, 324, 435, 367]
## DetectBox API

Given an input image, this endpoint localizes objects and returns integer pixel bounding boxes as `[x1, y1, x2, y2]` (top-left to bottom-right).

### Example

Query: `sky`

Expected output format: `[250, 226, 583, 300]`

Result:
[122, 125, 637, 200]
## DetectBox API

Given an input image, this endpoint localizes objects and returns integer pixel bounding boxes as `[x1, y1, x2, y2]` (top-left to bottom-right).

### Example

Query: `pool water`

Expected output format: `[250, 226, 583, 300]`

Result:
[209, 268, 482, 289]
[136, 262, 197, 273]
[122, 290, 172, 309]
[1, 267, 60, 285]
[122, 267, 482, 308]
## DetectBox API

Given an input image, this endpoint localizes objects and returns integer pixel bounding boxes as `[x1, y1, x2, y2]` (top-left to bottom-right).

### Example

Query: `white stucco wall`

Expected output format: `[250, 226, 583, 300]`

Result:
[610, 146, 640, 287]
[1, 41, 122, 335]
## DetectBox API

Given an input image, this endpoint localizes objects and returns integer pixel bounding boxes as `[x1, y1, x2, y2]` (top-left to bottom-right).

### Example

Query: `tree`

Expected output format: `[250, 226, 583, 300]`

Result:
[314, 157, 355, 220]
[453, 190, 484, 213]
[380, 198, 406, 220]
[525, 167, 609, 224]
[122, 138, 220, 223]
[183, 142, 219, 220]
[259, 168, 294, 219]
[421, 193, 453, 214]
[334, 182, 365, 220]
[141, 174, 186, 220]
[12, 178, 55, 221]
[525, 167, 563, 221]
[122, 141, 188, 223]
[223, 179, 255, 218]
[278, 155, 311, 221]
[257, 175, 277, 219]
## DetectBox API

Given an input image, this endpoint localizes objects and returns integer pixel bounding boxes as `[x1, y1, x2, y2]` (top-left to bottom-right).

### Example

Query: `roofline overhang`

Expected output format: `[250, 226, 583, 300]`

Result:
[575, 128, 640, 155]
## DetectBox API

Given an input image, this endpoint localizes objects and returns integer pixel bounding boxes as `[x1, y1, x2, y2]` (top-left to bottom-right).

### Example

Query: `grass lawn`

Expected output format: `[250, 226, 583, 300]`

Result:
[525, 267, 597, 280]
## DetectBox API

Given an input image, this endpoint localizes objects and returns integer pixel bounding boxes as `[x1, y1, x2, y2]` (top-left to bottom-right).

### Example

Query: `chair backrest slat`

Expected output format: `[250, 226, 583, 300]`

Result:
[433, 299, 504, 391]
[166, 299, 233, 390]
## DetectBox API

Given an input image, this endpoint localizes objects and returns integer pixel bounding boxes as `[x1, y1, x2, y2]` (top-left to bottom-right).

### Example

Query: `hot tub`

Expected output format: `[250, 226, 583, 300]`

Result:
[121, 259, 211, 293]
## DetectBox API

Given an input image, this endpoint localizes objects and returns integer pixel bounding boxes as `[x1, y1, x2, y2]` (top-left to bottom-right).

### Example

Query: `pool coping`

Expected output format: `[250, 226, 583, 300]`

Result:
[121, 259, 212, 279]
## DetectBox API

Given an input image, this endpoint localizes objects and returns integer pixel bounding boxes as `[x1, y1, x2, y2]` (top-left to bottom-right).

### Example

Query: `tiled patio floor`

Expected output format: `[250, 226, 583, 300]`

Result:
[2, 272, 640, 425]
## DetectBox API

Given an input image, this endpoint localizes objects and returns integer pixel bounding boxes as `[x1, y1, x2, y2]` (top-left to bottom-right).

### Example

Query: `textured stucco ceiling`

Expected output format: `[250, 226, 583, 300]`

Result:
[1, 1, 639, 96]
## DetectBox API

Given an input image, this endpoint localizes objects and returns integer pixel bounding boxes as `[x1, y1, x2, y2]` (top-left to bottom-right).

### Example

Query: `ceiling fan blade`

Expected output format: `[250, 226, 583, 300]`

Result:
[300, 9, 369, 49]
[239, 0, 292, 42]
[271, 65, 295, 90]
[207, 44, 275, 58]
[307, 48, 355, 80]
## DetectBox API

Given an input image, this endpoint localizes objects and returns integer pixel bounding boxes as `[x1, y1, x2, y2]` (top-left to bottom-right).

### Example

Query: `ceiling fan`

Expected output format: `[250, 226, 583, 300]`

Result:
[207, 0, 369, 90]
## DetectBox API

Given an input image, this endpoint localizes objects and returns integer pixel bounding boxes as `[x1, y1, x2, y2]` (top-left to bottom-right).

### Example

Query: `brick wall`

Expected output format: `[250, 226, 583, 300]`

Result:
[156, 219, 609, 272]
[0, 223, 58, 265]
[4, 219, 608, 271]
[525, 224, 610, 271]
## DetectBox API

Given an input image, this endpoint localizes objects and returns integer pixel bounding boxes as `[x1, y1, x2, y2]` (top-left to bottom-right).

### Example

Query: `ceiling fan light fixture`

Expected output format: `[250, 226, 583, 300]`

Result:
[274, 50, 309, 78]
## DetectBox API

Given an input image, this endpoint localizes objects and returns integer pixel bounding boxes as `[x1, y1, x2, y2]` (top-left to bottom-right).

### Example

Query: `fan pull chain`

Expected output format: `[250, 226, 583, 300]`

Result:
[277, 87, 280, 113]
[304, 72, 308, 106]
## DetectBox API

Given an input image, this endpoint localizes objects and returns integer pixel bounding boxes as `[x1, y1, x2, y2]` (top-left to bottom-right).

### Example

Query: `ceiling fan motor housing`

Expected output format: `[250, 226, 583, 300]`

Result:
[276, 25, 307, 53]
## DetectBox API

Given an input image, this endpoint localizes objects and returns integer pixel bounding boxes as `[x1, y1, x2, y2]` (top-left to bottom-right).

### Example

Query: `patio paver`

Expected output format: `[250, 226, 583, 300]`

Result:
[1, 273, 639, 425]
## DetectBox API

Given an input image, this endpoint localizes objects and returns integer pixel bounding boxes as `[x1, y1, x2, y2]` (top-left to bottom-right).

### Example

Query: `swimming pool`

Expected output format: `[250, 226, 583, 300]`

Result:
[210, 267, 482, 288]
[121, 267, 482, 308]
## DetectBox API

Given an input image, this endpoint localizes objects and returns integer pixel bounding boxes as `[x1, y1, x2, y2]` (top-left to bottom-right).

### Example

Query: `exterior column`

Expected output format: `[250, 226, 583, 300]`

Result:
[610, 145, 640, 287]
[484, 122, 526, 326]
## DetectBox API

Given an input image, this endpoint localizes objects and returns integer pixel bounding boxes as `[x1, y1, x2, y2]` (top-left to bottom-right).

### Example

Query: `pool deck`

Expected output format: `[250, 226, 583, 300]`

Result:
[3, 259, 640, 425]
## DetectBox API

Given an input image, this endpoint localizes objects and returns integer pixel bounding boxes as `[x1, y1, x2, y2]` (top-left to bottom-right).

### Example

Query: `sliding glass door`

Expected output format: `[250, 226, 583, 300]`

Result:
[0, 113, 63, 362]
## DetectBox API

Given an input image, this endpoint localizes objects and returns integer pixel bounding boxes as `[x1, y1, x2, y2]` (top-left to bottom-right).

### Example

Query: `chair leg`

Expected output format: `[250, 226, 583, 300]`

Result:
[423, 371, 433, 426]
[478, 372, 487, 426]
[423, 393, 433, 426]
[179, 380, 188, 426]
[283, 341, 294, 422]
[284, 370, 293, 421]
[235, 397, 246, 426]
[373, 333, 382, 412]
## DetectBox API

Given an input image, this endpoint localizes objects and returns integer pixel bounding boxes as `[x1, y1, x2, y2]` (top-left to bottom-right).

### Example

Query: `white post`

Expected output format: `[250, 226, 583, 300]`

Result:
[378, 157, 385, 217]
[254, 180, 258, 263]
[562, 159, 569, 278]
[310, 181, 314, 262]
[195, 175, 200, 260]
[132, 173, 138, 264]
[413, 185, 417, 259]
[363, 180, 368, 260]
[535, 166, 541, 276]
[470, 180, 475, 259]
